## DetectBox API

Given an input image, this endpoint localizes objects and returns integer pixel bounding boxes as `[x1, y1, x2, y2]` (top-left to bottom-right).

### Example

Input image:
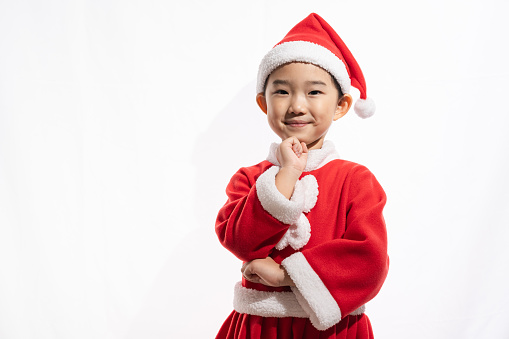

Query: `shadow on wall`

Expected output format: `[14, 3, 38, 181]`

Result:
[124, 80, 277, 338]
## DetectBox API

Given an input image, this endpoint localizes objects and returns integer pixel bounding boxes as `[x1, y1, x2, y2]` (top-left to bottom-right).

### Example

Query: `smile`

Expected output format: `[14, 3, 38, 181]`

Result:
[284, 121, 310, 127]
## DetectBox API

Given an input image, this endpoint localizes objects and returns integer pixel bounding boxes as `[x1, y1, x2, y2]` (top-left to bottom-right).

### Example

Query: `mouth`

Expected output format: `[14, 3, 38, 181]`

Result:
[284, 120, 310, 127]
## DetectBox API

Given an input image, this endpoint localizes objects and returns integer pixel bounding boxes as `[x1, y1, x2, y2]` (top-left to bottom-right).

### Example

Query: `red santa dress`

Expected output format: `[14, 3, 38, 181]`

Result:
[215, 141, 389, 339]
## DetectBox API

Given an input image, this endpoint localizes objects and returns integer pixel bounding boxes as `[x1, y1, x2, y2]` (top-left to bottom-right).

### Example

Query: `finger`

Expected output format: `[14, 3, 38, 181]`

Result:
[241, 261, 249, 273]
[288, 136, 301, 148]
[288, 136, 298, 144]
[292, 146, 301, 157]
[301, 142, 309, 154]
[282, 136, 296, 147]
[292, 142, 303, 157]
[241, 265, 250, 280]
[293, 141, 302, 152]
[243, 271, 260, 284]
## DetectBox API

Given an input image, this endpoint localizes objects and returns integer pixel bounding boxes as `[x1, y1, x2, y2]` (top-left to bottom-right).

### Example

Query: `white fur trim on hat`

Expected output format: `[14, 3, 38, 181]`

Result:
[257, 41, 351, 95]
[354, 97, 376, 119]
[282, 252, 341, 330]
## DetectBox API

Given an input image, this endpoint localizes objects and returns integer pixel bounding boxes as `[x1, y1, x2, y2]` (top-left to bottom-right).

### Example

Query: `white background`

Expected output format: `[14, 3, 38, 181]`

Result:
[1, 1, 509, 338]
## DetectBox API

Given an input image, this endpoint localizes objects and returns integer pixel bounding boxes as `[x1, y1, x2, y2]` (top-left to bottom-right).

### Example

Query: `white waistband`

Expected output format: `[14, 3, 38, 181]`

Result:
[233, 282, 365, 319]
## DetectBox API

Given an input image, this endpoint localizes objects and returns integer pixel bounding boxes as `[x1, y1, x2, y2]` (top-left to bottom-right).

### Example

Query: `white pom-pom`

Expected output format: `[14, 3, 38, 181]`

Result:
[354, 97, 376, 119]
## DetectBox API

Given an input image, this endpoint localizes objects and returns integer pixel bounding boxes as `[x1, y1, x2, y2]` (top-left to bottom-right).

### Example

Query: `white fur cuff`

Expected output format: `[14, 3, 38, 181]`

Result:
[256, 166, 303, 225]
[256, 166, 319, 250]
[275, 214, 311, 251]
[275, 175, 318, 250]
[282, 252, 341, 330]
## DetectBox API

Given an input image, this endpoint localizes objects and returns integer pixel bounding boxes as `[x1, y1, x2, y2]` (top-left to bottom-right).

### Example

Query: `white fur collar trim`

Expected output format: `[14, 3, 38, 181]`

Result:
[266, 140, 340, 172]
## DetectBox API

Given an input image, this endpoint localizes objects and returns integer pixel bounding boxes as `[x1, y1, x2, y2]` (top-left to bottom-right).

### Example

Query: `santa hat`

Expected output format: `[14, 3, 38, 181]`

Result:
[256, 13, 375, 119]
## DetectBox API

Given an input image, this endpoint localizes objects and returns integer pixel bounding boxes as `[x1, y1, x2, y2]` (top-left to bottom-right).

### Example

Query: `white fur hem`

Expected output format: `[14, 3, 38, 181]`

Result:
[282, 252, 341, 330]
[351, 304, 366, 316]
[233, 282, 308, 318]
[232, 281, 365, 330]
[256, 40, 352, 95]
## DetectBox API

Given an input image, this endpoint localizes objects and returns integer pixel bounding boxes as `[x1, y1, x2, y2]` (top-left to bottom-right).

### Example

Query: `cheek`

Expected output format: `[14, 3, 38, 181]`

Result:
[265, 112, 287, 138]
[266, 101, 287, 122]
[322, 100, 340, 120]
[310, 102, 335, 121]
[268, 99, 286, 113]
[267, 113, 282, 131]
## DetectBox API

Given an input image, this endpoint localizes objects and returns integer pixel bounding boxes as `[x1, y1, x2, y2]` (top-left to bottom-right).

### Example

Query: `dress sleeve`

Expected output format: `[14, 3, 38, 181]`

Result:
[281, 165, 389, 330]
[215, 165, 309, 262]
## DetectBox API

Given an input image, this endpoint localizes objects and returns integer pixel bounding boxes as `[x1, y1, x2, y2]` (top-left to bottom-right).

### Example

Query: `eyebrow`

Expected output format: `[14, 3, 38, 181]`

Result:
[271, 80, 328, 86]
[305, 80, 327, 86]
[271, 79, 290, 86]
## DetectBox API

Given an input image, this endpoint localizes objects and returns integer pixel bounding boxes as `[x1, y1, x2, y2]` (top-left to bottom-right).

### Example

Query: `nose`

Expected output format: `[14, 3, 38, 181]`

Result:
[288, 94, 307, 115]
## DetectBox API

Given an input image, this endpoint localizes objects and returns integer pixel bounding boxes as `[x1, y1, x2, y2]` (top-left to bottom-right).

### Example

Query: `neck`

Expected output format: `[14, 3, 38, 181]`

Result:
[306, 137, 325, 150]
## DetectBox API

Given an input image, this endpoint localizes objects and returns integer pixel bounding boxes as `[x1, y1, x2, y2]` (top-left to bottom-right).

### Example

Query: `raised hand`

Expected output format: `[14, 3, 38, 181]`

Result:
[275, 137, 308, 199]
[276, 136, 308, 173]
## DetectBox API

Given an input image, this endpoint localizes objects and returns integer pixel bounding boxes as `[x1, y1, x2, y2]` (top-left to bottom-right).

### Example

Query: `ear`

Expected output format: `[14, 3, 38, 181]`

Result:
[256, 93, 267, 114]
[333, 94, 353, 121]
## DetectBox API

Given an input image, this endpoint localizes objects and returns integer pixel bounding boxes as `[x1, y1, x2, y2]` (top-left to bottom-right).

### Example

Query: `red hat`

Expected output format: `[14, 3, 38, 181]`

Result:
[257, 13, 375, 118]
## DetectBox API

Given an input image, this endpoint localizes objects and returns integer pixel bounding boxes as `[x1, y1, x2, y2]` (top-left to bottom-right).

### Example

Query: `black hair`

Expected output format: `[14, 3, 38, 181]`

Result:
[330, 73, 344, 98]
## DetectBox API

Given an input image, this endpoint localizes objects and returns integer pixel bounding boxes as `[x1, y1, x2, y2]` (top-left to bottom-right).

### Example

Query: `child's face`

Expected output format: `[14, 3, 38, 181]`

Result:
[257, 62, 351, 150]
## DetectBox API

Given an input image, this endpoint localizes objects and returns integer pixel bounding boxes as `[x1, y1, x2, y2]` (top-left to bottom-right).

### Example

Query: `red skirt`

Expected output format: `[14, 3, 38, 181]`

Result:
[216, 311, 374, 339]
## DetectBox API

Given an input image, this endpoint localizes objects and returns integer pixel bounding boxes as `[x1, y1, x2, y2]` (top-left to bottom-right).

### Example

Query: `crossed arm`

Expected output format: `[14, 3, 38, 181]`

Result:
[241, 256, 295, 287]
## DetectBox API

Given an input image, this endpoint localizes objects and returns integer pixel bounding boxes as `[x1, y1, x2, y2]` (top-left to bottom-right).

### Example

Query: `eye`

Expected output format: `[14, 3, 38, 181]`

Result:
[274, 89, 288, 95]
[309, 90, 322, 95]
